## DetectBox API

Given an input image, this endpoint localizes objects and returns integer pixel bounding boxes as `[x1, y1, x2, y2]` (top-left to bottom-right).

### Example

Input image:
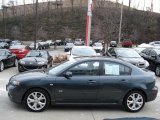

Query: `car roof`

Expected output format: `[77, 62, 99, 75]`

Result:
[72, 46, 93, 49]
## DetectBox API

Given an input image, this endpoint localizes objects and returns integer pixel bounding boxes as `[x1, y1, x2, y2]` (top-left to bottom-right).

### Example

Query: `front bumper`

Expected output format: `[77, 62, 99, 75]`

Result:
[147, 86, 158, 102]
[6, 83, 23, 104]
[18, 64, 46, 72]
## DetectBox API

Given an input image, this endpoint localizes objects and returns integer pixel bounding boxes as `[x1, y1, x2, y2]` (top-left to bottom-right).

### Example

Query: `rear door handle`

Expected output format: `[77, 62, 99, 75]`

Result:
[121, 79, 127, 82]
[88, 80, 97, 84]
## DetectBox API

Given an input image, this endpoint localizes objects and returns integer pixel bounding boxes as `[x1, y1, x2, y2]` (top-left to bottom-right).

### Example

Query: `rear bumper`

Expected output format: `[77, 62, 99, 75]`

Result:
[147, 86, 158, 102]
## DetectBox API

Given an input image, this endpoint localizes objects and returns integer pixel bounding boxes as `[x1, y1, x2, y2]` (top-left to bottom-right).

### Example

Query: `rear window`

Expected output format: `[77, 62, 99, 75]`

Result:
[10, 45, 25, 49]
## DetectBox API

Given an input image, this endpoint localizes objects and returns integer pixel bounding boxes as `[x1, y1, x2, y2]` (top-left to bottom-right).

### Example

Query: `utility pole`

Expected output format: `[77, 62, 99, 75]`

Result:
[85, 0, 93, 46]
[34, 0, 38, 50]
[118, 1, 123, 44]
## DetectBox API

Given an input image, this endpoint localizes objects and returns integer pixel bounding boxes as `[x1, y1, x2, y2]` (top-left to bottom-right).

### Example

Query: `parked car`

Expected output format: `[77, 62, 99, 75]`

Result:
[18, 50, 53, 72]
[29, 43, 42, 50]
[107, 48, 149, 68]
[92, 42, 103, 53]
[74, 38, 82, 45]
[0, 42, 9, 49]
[55, 40, 62, 46]
[140, 48, 160, 76]
[64, 43, 74, 52]
[122, 40, 133, 47]
[69, 46, 97, 61]
[39, 41, 50, 49]
[149, 41, 160, 47]
[46, 40, 53, 46]
[6, 57, 158, 112]
[10, 40, 22, 46]
[0, 49, 17, 72]
[9, 45, 30, 59]
[109, 41, 117, 47]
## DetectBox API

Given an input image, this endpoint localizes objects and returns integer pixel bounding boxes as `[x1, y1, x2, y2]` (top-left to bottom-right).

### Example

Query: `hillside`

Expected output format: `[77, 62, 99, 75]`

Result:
[0, 0, 160, 44]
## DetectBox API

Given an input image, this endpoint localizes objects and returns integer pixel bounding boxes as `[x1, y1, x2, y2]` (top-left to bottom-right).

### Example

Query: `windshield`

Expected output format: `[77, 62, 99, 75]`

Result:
[10, 45, 25, 49]
[94, 43, 102, 46]
[72, 47, 96, 56]
[48, 61, 75, 75]
[117, 49, 141, 58]
[0, 51, 5, 56]
[66, 43, 74, 46]
[26, 51, 47, 58]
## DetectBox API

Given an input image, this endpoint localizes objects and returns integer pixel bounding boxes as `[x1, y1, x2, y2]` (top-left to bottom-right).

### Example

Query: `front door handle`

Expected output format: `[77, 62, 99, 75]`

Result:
[121, 79, 127, 82]
[88, 80, 97, 84]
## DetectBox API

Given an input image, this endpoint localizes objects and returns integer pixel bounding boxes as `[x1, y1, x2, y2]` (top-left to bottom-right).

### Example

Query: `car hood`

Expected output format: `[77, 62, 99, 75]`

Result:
[10, 69, 48, 82]
[0, 56, 6, 60]
[119, 57, 145, 64]
[21, 57, 47, 62]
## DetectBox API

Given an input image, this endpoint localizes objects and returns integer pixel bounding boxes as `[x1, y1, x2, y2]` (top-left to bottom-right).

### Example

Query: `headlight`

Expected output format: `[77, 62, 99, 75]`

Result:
[38, 61, 45, 65]
[11, 80, 20, 86]
[20, 61, 25, 64]
[145, 60, 149, 68]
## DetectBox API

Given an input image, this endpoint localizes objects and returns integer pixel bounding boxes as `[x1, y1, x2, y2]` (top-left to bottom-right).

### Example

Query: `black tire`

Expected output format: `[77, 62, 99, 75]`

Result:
[24, 88, 50, 112]
[0, 61, 4, 72]
[13, 58, 18, 67]
[155, 65, 160, 76]
[123, 91, 145, 112]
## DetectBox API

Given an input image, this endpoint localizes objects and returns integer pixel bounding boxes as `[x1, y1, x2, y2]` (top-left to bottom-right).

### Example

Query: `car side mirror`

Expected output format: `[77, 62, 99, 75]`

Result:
[64, 72, 72, 79]
[151, 55, 157, 59]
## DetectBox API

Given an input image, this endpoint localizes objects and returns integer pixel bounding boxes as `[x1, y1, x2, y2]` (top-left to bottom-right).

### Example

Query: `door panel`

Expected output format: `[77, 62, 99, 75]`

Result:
[54, 61, 100, 103]
[98, 61, 132, 103]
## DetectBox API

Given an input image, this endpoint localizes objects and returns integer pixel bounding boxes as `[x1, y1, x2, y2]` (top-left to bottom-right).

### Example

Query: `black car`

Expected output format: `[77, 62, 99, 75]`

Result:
[107, 48, 149, 68]
[6, 58, 158, 112]
[0, 42, 10, 49]
[140, 48, 160, 76]
[0, 49, 17, 72]
[18, 50, 53, 72]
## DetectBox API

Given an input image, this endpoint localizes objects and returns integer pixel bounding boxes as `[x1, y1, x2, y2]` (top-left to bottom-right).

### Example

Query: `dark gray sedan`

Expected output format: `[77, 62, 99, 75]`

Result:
[6, 58, 158, 112]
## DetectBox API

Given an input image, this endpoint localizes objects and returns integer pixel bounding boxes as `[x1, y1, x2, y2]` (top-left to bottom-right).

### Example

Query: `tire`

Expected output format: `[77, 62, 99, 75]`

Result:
[0, 61, 4, 72]
[24, 88, 50, 112]
[13, 58, 18, 67]
[124, 91, 145, 112]
[155, 65, 160, 76]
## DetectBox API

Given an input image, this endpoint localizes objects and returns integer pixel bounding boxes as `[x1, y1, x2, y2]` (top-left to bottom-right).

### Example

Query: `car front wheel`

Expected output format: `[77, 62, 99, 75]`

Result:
[24, 89, 50, 112]
[155, 65, 160, 76]
[0, 61, 4, 72]
[124, 91, 145, 112]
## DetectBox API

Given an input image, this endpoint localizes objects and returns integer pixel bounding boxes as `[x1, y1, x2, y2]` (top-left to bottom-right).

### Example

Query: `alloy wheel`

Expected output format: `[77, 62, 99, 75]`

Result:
[27, 92, 46, 111]
[0, 61, 4, 72]
[125, 91, 145, 112]
[156, 66, 160, 76]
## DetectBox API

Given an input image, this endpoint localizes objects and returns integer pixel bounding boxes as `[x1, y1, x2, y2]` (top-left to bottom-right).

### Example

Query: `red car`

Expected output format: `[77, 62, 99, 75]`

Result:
[9, 45, 30, 59]
[122, 40, 133, 47]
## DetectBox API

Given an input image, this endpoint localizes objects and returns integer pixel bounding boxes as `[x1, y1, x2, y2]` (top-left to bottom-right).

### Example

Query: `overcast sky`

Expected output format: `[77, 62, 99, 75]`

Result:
[0, 0, 160, 13]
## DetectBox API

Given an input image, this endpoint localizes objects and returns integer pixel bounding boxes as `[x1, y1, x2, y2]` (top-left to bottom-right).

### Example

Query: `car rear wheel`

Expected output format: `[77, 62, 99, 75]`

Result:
[0, 61, 4, 72]
[13, 59, 18, 67]
[24, 89, 50, 112]
[124, 91, 145, 112]
[155, 65, 160, 76]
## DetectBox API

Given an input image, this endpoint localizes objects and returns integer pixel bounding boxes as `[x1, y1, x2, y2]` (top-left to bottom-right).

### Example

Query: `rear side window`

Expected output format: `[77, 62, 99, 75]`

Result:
[103, 62, 131, 76]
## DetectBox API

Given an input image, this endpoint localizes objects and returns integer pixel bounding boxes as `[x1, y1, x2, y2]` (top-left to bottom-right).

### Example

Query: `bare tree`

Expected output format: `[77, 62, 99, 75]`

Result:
[129, 0, 132, 9]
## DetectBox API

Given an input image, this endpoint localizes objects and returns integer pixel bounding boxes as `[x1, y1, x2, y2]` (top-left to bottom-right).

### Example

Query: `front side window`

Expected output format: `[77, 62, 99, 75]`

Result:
[68, 61, 100, 76]
[103, 62, 131, 76]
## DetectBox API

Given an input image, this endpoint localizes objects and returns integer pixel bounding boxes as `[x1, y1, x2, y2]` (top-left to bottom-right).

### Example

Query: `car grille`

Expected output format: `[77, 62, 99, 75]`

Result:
[23, 65, 39, 70]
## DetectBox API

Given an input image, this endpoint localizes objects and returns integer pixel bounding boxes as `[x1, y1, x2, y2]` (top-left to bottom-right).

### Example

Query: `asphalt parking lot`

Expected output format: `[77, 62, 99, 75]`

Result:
[0, 46, 160, 120]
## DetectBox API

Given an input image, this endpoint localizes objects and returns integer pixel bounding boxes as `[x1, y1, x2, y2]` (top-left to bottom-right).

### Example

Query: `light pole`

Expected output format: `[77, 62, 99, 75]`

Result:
[118, 1, 123, 44]
[85, 0, 93, 46]
[34, 0, 38, 50]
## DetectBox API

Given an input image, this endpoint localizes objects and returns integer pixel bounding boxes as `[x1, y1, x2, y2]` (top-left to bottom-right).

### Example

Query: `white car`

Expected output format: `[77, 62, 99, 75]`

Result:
[46, 40, 53, 46]
[69, 46, 97, 61]
[92, 42, 103, 52]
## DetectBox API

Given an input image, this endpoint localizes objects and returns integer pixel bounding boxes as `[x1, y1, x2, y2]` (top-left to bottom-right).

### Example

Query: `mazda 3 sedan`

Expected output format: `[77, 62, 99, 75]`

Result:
[6, 58, 158, 112]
